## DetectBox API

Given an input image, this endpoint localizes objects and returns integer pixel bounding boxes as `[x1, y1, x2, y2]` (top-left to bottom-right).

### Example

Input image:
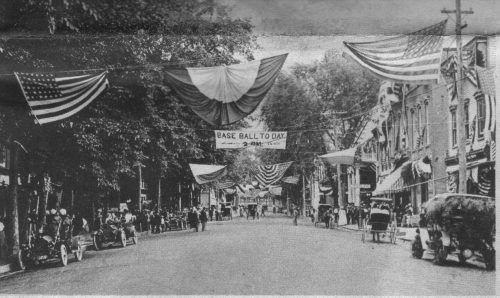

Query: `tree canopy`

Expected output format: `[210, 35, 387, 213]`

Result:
[0, 0, 256, 200]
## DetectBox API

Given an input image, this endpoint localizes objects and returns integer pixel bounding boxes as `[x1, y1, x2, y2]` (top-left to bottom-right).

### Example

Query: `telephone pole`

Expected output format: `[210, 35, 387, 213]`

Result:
[442, 0, 473, 193]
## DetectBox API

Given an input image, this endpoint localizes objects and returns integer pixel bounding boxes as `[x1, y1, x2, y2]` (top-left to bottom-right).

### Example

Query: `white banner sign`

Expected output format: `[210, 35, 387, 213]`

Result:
[215, 131, 287, 149]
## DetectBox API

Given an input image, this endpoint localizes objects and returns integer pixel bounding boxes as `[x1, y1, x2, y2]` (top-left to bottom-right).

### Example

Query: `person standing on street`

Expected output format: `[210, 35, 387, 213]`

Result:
[188, 207, 199, 232]
[0, 217, 7, 261]
[200, 208, 208, 231]
[293, 208, 299, 226]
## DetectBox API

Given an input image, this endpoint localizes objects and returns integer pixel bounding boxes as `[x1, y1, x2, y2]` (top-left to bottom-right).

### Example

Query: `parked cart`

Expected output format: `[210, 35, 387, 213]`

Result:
[414, 193, 495, 270]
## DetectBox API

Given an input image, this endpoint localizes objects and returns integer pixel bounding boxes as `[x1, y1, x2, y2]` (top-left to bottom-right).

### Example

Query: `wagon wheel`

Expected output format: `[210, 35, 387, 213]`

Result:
[458, 251, 467, 265]
[433, 243, 447, 265]
[74, 244, 83, 262]
[59, 244, 68, 266]
[17, 250, 30, 270]
[120, 231, 127, 248]
[482, 248, 495, 271]
[93, 235, 102, 251]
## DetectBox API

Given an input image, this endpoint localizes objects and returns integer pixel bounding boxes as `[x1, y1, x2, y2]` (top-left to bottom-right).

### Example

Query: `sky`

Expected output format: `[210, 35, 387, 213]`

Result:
[218, 0, 500, 128]
[221, 0, 498, 67]
[222, 0, 500, 36]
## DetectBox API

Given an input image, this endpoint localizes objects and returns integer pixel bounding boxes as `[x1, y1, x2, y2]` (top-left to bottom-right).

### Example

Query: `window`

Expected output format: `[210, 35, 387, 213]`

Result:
[424, 101, 429, 145]
[141, 178, 147, 190]
[411, 109, 417, 149]
[476, 41, 487, 68]
[464, 102, 470, 139]
[416, 105, 422, 147]
[451, 109, 457, 146]
[477, 96, 486, 138]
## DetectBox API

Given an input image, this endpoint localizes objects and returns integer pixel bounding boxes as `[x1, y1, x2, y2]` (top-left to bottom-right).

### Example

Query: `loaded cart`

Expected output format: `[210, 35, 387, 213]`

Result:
[361, 198, 396, 244]
[415, 193, 495, 270]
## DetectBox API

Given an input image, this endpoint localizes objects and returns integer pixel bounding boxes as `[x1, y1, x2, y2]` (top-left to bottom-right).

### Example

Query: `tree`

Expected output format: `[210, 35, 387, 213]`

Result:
[0, 0, 257, 249]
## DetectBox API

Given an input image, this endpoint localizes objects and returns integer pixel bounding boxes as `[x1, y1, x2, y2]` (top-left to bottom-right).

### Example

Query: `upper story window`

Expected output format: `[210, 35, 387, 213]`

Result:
[477, 95, 486, 138]
[464, 101, 470, 139]
[424, 100, 429, 145]
[451, 109, 457, 146]
[476, 40, 487, 68]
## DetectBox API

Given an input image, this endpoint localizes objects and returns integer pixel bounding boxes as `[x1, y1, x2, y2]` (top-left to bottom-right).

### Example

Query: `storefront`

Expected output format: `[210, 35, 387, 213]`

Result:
[445, 149, 495, 196]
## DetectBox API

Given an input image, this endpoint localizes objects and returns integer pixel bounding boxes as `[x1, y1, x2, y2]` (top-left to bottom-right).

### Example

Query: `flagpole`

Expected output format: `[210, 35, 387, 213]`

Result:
[443, 1, 474, 193]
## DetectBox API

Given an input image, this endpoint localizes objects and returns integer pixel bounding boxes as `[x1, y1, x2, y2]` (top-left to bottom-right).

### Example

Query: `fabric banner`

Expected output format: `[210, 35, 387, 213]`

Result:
[164, 54, 287, 126]
[189, 163, 227, 185]
[343, 20, 447, 84]
[215, 130, 287, 149]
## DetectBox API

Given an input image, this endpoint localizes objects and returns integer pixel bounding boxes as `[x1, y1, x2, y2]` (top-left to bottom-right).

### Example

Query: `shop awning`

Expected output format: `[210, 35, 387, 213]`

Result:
[372, 161, 411, 196]
[189, 163, 227, 184]
[320, 147, 376, 165]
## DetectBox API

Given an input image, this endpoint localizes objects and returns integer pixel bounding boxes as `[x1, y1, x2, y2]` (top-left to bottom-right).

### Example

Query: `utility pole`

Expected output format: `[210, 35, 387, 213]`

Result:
[442, 0, 473, 193]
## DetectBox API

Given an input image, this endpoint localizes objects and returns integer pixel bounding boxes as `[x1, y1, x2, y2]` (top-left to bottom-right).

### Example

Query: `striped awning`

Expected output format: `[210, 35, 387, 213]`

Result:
[372, 161, 411, 196]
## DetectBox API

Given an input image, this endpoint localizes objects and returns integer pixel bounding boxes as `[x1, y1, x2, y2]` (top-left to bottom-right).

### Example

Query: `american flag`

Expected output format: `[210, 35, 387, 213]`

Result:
[343, 20, 447, 84]
[15, 72, 109, 125]
[254, 161, 293, 188]
[443, 55, 478, 100]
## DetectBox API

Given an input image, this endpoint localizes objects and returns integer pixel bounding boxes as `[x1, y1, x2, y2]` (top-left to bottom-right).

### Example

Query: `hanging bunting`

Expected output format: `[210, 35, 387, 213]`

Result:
[343, 20, 447, 84]
[189, 163, 227, 185]
[15, 72, 109, 124]
[254, 161, 293, 188]
[214, 130, 287, 149]
[164, 54, 288, 126]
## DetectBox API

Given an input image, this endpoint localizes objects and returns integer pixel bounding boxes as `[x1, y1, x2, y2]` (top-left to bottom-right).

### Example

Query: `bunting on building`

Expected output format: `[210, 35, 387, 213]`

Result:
[164, 54, 288, 126]
[15, 72, 109, 124]
[254, 161, 293, 188]
[189, 164, 227, 185]
[343, 20, 447, 84]
[214, 180, 236, 190]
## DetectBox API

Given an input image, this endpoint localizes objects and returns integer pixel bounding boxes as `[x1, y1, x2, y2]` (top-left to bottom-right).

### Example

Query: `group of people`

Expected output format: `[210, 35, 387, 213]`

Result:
[186, 206, 209, 232]
[310, 206, 341, 228]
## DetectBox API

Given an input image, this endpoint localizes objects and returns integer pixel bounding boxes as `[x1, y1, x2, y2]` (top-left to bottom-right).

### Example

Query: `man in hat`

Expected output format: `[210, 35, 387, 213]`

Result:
[200, 207, 208, 232]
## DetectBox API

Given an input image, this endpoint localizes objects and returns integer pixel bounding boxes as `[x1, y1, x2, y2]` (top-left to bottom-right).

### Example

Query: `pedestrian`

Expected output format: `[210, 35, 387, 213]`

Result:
[273, 205, 276, 214]
[310, 208, 315, 223]
[188, 207, 199, 232]
[293, 208, 299, 226]
[324, 209, 331, 228]
[333, 205, 340, 228]
[200, 208, 208, 231]
[0, 217, 7, 261]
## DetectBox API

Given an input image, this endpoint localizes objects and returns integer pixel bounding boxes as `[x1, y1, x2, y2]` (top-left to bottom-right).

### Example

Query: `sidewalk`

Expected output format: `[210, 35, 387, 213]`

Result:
[341, 224, 420, 242]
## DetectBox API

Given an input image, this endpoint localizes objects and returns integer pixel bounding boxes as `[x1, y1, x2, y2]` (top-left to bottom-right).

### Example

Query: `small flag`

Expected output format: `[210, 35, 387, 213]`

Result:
[15, 72, 109, 125]
[343, 20, 447, 84]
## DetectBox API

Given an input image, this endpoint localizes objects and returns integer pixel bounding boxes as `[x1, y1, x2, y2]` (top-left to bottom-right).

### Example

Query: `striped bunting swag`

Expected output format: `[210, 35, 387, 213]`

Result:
[343, 20, 447, 84]
[254, 161, 293, 188]
[281, 175, 300, 185]
[15, 72, 109, 125]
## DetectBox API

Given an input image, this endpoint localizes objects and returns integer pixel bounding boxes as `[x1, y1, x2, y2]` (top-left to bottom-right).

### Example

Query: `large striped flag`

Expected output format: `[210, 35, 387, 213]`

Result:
[254, 161, 293, 188]
[164, 54, 287, 126]
[15, 72, 109, 125]
[189, 164, 227, 185]
[343, 20, 447, 84]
